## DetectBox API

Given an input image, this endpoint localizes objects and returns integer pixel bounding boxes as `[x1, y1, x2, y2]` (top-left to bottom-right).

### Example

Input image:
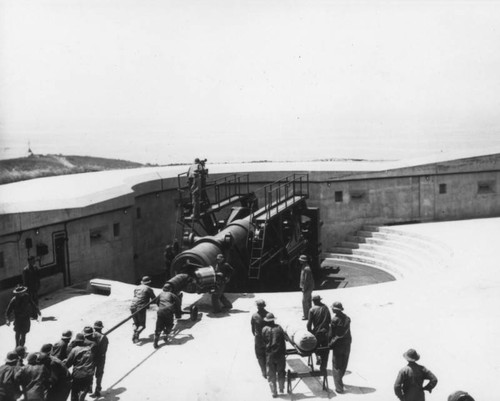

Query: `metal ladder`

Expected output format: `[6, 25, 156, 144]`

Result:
[248, 223, 267, 279]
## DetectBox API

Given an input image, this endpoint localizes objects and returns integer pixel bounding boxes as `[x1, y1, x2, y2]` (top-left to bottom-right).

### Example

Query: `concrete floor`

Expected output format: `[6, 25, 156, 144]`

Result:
[1, 217, 499, 401]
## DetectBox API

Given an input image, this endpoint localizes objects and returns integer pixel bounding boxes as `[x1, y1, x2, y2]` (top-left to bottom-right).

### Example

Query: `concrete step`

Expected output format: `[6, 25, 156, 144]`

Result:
[346, 235, 367, 243]
[330, 247, 353, 255]
[323, 256, 405, 279]
[340, 242, 360, 249]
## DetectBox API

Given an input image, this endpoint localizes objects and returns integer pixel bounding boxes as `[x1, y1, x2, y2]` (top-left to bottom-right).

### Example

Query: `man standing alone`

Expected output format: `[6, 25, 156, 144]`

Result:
[328, 301, 352, 394]
[5, 285, 40, 347]
[394, 348, 438, 401]
[262, 313, 286, 398]
[250, 299, 269, 378]
[299, 255, 314, 320]
[307, 294, 331, 374]
[22, 256, 41, 307]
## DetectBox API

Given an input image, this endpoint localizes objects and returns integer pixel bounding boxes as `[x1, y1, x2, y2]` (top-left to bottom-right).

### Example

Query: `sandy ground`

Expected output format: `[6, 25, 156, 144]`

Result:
[1, 217, 499, 401]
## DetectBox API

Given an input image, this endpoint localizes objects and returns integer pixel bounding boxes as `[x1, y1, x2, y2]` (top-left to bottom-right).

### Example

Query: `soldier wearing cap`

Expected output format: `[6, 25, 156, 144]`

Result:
[5, 285, 40, 347]
[299, 254, 314, 320]
[130, 276, 156, 344]
[89, 321, 108, 398]
[250, 299, 269, 378]
[15, 352, 50, 401]
[307, 294, 331, 373]
[0, 352, 21, 401]
[394, 348, 438, 401]
[22, 256, 41, 307]
[154, 283, 182, 348]
[51, 330, 73, 362]
[448, 390, 475, 401]
[39, 344, 72, 401]
[65, 332, 96, 401]
[211, 254, 234, 313]
[187, 158, 203, 219]
[328, 301, 352, 394]
[261, 313, 286, 398]
[14, 346, 27, 367]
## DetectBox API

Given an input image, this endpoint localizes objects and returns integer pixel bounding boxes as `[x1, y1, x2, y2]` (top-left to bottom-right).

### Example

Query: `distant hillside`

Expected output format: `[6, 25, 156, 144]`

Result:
[0, 154, 148, 185]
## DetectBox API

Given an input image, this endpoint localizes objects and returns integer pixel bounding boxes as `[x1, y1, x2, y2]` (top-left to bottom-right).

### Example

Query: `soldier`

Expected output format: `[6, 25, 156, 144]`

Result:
[89, 321, 108, 398]
[130, 276, 156, 344]
[262, 313, 286, 398]
[38, 346, 72, 401]
[65, 333, 96, 401]
[0, 352, 21, 401]
[5, 285, 40, 347]
[154, 283, 181, 348]
[299, 254, 314, 320]
[250, 299, 269, 378]
[394, 348, 438, 401]
[22, 256, 41, 307]
[211, 254, 234, 313]
[307, 294, 331, 374]
[187, 158, 203, 219]
[328, 301, 352, 394]
[15, 352, 50, 401]
[51, 330, 73, 362]
[448, 391, 475, 401]
[14, 346, 27, 367]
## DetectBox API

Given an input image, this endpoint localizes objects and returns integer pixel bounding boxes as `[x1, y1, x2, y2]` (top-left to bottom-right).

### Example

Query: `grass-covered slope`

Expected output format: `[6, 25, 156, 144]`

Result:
[0, 154, 145, 184]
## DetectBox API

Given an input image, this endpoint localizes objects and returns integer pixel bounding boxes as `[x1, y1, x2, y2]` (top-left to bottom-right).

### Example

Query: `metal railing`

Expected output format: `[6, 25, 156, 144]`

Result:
[262, 173, 309, 219]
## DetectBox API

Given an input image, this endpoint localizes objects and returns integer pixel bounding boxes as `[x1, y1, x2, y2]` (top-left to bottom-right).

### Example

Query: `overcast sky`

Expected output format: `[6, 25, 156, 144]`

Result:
[1, 0, 500, 164]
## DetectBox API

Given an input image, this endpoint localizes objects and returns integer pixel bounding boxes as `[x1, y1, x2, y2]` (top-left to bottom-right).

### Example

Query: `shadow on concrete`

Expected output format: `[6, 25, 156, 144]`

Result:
[343, 384, 376, 394]
[101, 386, 126, 400]
[41, 316, 57, 322]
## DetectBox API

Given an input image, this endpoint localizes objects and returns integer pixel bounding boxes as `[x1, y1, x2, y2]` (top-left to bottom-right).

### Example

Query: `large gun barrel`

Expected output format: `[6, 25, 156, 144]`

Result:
[171, 218, 254, 293]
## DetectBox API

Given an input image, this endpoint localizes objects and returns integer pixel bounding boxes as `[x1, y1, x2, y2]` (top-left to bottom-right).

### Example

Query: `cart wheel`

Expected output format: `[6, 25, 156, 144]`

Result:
[190, 305, 198, 321]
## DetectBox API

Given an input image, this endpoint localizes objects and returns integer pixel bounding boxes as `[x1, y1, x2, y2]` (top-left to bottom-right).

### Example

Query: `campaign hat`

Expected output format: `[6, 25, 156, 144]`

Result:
[332, 301, 344, 311]
[264, 313, 276, 322]
[298, 254, 309, 262]
[403, 348, 420, 362]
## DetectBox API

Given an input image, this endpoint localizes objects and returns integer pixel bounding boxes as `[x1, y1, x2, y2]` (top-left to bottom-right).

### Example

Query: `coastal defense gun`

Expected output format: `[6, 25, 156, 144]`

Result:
[169, 172, 321, 292]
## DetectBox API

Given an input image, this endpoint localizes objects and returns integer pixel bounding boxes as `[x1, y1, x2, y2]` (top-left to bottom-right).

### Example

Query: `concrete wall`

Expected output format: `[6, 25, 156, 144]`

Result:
[1, 154, 500, 304]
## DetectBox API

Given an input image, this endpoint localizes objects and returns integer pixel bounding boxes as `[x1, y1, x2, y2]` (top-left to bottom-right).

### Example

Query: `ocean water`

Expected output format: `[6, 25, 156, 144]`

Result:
[2, 126, 499, 165]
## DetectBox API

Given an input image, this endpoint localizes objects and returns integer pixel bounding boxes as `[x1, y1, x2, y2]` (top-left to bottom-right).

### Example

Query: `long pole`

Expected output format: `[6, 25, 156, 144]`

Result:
[103, 296, 159, 336]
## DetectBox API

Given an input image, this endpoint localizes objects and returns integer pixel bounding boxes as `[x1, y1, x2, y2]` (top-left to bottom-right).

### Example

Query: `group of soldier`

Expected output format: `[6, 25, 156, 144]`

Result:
[0, 315, 108, 401]
[249, 254, 474, 401]
[2, 252, 476, 401]
[250, 293, 352, 398]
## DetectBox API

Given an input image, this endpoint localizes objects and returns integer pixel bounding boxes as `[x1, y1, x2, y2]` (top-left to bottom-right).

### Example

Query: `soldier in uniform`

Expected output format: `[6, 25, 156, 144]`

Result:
[0, 352, 21, 401]
[299, 254, 314, 320]
[187, 158, 203, 219]
[51, 330, 73, 362]
[22, 256, 41, 307]
[65, 333, 96, 401]
[89, 321, 108, 398]
[38, 346, 72, 401]
[307, 294, 331, 373]
[262, 313, 286, 398]
[211, 254, 234, 313]
[250, 299, 269, 378]
[394, 349, 438, 401]
[5, 285, 40, 347]
[15, 352, 50, 401]
[130, 276, 156, 344]
[154, 283, 181, 348]
[328, 301, 352, 394]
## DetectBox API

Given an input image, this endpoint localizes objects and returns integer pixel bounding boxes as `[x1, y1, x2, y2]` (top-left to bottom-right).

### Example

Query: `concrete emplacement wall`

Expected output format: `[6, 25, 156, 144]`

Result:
[0, 162, 499, 309]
